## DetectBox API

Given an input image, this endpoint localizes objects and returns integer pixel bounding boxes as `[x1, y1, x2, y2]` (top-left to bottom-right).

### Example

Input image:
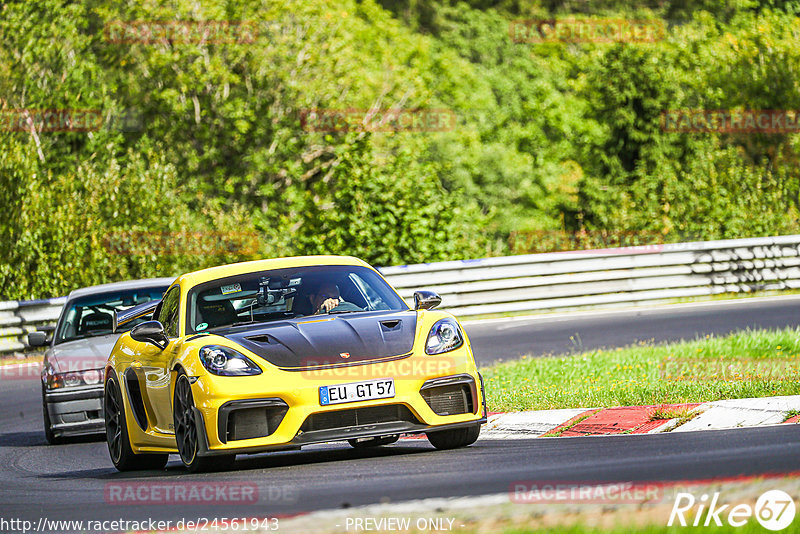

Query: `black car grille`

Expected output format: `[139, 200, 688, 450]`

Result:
[421, 384, 473, 416]
[225, 404, 288, 442]
[300, 404, 418, 432]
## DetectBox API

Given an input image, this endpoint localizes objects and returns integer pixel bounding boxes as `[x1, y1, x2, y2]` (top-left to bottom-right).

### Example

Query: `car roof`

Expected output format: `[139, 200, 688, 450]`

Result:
[67, 277, 175, 300]
[175, 255, 370, 288]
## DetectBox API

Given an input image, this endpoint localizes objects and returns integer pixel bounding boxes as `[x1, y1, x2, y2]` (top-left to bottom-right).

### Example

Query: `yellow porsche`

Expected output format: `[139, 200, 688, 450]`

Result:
[104, 256, 486, 472]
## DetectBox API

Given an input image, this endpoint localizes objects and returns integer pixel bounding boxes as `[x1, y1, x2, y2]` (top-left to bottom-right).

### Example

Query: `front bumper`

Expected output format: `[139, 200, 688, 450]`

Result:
[44, 385, 104, 437]
[192, 408, 485, 457]
[187, 367, 486, 457]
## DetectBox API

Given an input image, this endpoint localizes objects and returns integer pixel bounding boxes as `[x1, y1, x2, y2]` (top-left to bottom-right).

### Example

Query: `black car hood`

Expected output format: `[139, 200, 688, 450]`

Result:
[218, 310, 418, 369]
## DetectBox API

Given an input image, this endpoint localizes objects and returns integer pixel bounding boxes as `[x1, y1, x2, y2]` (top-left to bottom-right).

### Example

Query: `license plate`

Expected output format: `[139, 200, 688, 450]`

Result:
[319, 379, 395, 406]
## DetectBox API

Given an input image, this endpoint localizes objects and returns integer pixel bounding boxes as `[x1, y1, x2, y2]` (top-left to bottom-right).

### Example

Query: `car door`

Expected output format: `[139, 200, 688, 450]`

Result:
[140, 285, 182, 434]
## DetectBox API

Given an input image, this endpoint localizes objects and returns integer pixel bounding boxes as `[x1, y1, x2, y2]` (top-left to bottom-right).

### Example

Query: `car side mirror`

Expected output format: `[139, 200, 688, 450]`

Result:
[27, 331, 48, 347]
[130, 321, 169, 350]
[414, 290, 442, 311]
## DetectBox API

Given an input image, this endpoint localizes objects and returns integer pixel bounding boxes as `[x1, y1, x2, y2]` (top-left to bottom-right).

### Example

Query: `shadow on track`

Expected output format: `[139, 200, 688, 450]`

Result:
[0, 430, 48, 447]
[0, 430, 105, 448]
[232, 442, 432, 472]
[39, 442, 438, 480]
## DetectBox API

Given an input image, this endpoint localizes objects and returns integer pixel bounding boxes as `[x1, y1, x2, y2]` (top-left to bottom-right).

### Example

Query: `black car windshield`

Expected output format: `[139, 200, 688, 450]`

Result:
[55, 287, 169, 344]
[186, 265, 408, 333]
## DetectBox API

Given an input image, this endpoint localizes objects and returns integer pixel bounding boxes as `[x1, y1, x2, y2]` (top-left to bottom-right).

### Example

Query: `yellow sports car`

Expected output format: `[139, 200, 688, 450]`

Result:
[104, 256, 486, 472]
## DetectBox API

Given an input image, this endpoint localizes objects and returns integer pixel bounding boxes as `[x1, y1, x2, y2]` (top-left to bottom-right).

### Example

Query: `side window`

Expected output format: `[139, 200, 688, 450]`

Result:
[157, 287, 181, 338]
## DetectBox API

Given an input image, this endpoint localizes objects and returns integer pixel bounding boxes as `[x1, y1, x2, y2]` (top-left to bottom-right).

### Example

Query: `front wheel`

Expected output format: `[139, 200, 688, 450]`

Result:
[426, 424, 480, 450]
[104, 376, 168, 471]
[173, 371, 235, 473]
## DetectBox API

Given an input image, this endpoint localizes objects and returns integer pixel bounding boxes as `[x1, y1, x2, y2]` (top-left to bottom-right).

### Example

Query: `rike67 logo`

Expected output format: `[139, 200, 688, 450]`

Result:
[669, 490, 796, 531]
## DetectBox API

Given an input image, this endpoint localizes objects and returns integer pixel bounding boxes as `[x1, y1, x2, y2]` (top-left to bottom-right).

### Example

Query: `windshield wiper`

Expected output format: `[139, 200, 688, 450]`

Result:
[226, 314, 295, 328]
[229, 320, 263, 327]
[328, 310, 362, 314]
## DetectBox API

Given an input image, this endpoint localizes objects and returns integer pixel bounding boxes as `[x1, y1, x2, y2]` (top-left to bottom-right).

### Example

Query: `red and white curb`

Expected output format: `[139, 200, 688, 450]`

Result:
[481, 408, 587, 438]
[481, 395, 800, 439]
[673, 396, 800, 432]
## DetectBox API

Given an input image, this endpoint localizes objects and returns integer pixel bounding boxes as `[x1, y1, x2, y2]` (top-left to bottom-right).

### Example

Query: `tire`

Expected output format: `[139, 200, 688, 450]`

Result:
[104, 376, 168, 471]
[348, 435, 400, 449]
[426, 424, 480, 450]
[173, 371, 235, 473]
[42, 384, 63, 445]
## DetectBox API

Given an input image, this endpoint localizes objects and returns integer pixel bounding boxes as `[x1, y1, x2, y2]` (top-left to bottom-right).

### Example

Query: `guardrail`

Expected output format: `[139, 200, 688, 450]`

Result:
[3, 235, 800, 356]
[380, 235, 800, 315]
[0, 297, 66, 355]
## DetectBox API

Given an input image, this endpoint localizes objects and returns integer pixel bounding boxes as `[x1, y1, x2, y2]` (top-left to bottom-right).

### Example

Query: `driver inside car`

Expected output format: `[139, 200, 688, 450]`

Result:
[308, 282, 363, 315]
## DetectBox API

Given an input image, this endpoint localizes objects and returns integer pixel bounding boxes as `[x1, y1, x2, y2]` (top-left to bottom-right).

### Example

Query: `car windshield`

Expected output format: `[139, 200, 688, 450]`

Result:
[55, 287, 169, 344]
[186, 265, 408, 333]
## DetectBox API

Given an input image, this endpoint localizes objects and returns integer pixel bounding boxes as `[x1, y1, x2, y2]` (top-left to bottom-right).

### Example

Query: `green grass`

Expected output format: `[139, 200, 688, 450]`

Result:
[649, 406, 692, 420]
[649, 406, 698, 428]
[481, 328, 800, 412]
[542, 410, 599, 437]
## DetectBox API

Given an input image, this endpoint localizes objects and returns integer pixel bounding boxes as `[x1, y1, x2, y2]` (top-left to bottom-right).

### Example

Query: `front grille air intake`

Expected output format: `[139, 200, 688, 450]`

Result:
[421, 384, 472, 416]
[419, 375, 476, 416]
[218, 399, 289, 443]
[301, 404, 417, 432]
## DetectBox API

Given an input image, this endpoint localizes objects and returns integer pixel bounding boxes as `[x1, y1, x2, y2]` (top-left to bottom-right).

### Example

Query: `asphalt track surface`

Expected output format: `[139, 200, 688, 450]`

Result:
[465, 295, 800, 365]
[1, 297, 800, 532]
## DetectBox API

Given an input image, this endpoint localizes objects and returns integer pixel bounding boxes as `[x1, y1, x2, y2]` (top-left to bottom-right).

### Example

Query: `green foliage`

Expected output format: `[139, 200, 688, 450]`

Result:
[1, 0, 800, 299]
[574, 7, 800, 242]
[0, 0, 490, 299]
[423, 4, 591, 237]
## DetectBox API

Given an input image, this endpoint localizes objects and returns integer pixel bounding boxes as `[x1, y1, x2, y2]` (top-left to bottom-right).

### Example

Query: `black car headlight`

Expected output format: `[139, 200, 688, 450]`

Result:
[425, 319, 464, 355]
[199, 345, 262, 376]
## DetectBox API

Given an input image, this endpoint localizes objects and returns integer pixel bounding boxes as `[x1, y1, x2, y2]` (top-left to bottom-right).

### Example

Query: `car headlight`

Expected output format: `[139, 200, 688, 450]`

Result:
[425, 319, 464, 355]
[46, 368, 102, 389]
[199, 345, 262, 376]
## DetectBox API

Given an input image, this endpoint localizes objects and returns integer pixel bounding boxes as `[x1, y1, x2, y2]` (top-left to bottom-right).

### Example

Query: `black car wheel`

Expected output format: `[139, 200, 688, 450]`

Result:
[173, 371, 235, 473]
[104, 376, 168, 471]
[426, 424, 480, 450]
